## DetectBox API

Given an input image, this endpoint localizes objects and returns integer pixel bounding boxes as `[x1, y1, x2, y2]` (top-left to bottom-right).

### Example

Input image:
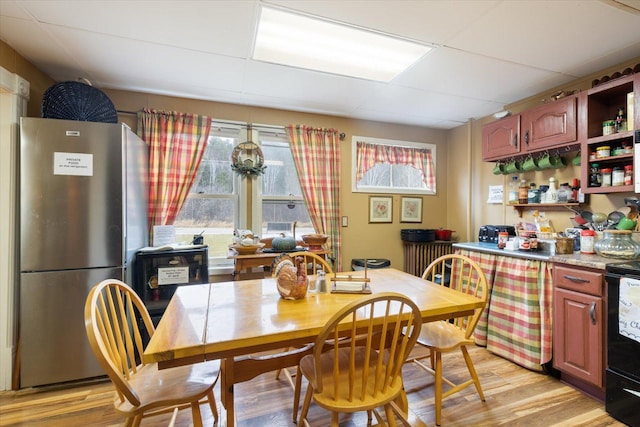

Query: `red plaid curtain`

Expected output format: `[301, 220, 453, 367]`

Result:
[356, 141, 435, 190]
[286, 125, 342, 271]
[137, 109, 212, 231]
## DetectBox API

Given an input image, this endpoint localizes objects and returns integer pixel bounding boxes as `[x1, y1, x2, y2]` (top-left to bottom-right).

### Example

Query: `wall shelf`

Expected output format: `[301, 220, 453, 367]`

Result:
[511, 202, 581, 218]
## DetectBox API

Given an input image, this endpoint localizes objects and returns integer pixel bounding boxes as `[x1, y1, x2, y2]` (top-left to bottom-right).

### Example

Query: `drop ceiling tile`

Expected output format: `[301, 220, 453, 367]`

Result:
[448, 0, 640, 73]
[395, 46, 572, 102]
[243, 61, 383, 111]
[44, 24, 247, 92]
[14, 0, 257, 58]
[270, 0, 501, 45]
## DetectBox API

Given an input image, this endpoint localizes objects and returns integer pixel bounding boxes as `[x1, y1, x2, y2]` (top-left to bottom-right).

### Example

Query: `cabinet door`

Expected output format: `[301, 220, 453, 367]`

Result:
[482, 115, 521, 160]
[553, 287, 604, 388]
[521, 96, 577, 152]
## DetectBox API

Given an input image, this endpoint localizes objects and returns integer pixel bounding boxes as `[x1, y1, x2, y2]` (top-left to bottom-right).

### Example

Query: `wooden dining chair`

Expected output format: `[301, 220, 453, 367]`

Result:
[277, 250, 333, 276]
[409, 254, 489, 426]
[297, 292, 423, 427]
[273, 250, 334, 421]
[84, 279, 219, 427]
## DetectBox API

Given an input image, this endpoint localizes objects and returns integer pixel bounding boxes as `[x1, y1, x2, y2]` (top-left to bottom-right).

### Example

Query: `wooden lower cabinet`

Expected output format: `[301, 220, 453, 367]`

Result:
[552, 264, 606, 398]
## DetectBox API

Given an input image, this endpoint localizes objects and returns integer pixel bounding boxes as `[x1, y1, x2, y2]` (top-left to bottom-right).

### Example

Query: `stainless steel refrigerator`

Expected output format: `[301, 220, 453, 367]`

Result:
[18, 117, 148, 387]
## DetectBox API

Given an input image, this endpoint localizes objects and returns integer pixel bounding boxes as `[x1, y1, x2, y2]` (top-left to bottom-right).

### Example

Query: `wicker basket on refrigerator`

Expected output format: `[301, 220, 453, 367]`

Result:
[41, 80, 117, 123]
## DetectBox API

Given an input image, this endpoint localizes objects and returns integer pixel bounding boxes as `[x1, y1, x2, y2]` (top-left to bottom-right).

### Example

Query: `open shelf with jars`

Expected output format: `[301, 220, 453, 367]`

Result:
[582, 73, 638, 194]
[511, 203, 582, 218]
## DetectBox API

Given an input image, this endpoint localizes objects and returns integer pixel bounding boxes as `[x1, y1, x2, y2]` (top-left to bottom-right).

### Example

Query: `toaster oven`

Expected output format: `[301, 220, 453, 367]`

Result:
[478, 225, 516, 243]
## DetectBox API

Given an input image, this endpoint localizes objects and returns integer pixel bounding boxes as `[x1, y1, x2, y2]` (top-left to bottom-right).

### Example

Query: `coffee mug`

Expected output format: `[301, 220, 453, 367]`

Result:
[572, 152, 581, 166]
[538, 153, 560, 169]
[552, 155, 567, 169]
[504, 160, 522, 174]
[521, 156, 538, 171]
[492, 162, 505, 175]
[537, 153, 551, 169]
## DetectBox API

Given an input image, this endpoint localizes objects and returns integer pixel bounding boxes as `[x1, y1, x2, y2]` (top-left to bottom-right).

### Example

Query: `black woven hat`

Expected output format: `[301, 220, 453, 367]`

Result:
[41, 80, 117, 123]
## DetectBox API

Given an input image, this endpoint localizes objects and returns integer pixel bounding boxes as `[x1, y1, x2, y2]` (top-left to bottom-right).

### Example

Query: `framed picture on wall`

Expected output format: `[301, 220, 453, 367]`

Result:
[369, 196, 393, 223]
[400, 197, 422, 223]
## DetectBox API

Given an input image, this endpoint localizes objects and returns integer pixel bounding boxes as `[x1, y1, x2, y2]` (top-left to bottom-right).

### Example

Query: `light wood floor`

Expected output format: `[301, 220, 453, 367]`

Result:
[0, 346, 625, 427]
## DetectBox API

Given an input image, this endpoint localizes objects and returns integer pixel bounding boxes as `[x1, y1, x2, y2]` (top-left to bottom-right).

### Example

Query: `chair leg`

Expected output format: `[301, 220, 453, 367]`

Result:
[331, 412, 340, 426]
[131, 414, 143, 427]
[191, 401, 203, 427]
[293, 366, 303, 422]
[461, 346, 485, 401]
[298, 384, 313, 425]
[434, 351, 443, 426]
[384, 403, 398, 427]
[206, 389, 219, 423]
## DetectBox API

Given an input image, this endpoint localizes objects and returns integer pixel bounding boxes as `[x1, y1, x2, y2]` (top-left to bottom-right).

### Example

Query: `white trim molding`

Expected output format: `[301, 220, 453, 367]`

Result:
[0, 66, 29, 390]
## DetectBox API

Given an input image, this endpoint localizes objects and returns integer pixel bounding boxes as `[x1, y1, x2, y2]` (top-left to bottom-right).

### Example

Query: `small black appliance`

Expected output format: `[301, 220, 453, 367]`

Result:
[478, 225, 516, 243]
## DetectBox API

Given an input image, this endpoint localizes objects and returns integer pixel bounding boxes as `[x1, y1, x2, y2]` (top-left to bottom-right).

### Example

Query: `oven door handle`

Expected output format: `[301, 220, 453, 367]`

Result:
[590, 302, 597, 325]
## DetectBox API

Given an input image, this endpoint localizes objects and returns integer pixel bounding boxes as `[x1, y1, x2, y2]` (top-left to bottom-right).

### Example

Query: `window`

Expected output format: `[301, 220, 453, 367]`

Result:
[257, 130, 315, 238]
[173, 125, 242, 263]
[352, 136, 436, 195]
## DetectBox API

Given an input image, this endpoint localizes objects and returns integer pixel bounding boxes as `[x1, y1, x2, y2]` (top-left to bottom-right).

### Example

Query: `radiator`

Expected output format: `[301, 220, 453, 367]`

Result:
[403, 241, 454, 277]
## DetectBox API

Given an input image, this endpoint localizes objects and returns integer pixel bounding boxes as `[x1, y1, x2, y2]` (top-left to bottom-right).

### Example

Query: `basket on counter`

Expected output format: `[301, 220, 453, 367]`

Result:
[41, 80, 118, 123]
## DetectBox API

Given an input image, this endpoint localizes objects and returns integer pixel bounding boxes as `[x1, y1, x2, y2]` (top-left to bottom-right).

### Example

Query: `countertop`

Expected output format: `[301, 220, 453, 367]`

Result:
[453, 242, 627, 270]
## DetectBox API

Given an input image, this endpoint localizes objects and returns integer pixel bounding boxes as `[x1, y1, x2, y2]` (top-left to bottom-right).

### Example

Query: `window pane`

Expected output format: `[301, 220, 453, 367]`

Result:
[191, 136, 235, 194]
[261, 201, 314, 237]
[359, 164, 391, 186]
[352, 136, 436, 194]
[261, 142, 302, 196]
[391, 164, 423, 188]
[174, 130, 240, 262]
[174, 198, 235, 257]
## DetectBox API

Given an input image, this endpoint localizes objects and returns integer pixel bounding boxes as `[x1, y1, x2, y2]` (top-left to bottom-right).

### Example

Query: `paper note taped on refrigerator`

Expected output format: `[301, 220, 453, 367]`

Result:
[619, 277, 640, 344]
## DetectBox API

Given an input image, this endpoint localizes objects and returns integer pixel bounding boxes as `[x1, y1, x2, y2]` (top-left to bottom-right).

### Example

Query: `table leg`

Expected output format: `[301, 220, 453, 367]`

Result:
[221, 358, 236, 427]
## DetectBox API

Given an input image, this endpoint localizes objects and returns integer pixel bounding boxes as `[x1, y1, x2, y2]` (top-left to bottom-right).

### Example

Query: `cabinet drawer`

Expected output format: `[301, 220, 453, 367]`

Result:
[554, 264, 603, 296]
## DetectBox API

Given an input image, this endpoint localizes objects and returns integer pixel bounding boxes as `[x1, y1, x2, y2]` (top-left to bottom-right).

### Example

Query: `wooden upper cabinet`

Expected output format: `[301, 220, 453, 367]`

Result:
[482, 114, 520, 161]
[521, 96, 578, 151]
[482, 95, 580, 162]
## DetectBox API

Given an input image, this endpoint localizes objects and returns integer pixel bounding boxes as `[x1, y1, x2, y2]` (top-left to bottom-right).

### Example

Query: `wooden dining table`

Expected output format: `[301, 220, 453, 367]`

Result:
[143, 267, 485, 426]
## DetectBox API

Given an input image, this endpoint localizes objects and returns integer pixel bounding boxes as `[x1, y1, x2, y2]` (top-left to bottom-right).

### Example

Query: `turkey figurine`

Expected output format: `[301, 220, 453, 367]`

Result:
[273, 254, 308, 300]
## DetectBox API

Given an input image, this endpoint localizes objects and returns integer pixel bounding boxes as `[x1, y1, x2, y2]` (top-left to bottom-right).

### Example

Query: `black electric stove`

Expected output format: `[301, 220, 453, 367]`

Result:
[604, 261, 640, 426]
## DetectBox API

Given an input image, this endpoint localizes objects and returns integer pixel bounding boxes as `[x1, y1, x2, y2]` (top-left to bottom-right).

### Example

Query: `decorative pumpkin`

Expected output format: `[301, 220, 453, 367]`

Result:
[272, 233, 297, 251]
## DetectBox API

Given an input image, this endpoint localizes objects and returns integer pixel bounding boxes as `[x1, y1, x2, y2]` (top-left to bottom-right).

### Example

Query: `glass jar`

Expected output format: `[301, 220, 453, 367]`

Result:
[597, 145, 611, 157]
[625, 165, 633, 186]
[594, 230, 640, 259]
[580, 229, 596, 254]
[589, 163, 601, 187]
[601, 167, 612, 187]
[613, 167, 625, 186]
[557, 183, 570, 202]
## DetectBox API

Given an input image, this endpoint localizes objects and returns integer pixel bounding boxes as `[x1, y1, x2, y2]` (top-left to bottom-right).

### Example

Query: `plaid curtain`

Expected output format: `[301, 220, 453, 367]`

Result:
[356, 141, 435, 190]
[286, 125, 342, 271]
[137, 109, 211, 232]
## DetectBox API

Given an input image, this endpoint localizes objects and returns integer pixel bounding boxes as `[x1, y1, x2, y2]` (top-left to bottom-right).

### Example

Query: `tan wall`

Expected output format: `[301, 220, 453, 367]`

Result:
[0, 41, 54, 117]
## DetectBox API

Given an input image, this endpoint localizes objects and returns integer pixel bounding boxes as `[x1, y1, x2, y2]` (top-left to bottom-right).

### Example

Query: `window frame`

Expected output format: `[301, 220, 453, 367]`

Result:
[252, 125, 314, 237]
[351, 135, 436, 195]
[173, 122, 246, 269]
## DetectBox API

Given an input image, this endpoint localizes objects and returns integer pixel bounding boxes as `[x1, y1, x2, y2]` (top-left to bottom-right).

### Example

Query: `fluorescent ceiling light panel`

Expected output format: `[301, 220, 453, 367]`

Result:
[253, 7, 432, 82]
